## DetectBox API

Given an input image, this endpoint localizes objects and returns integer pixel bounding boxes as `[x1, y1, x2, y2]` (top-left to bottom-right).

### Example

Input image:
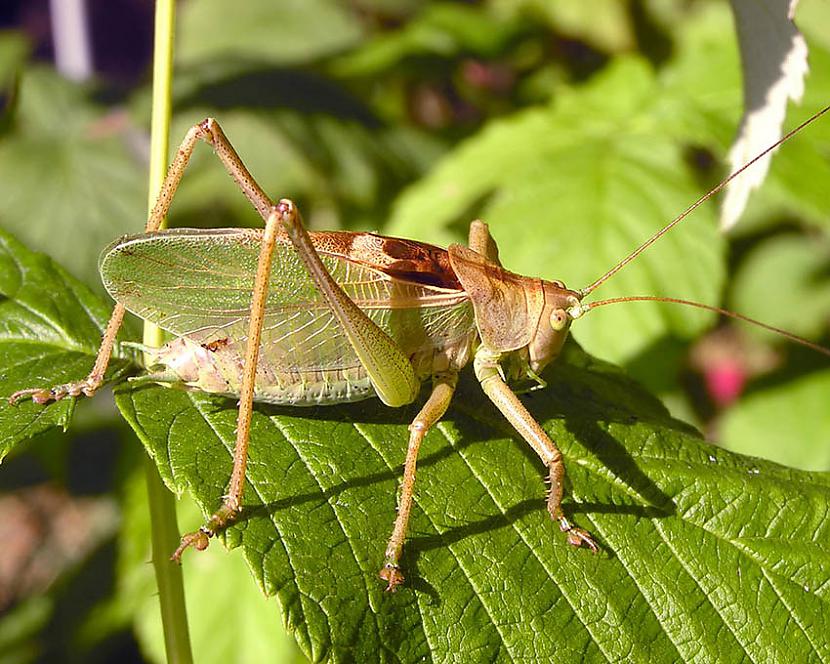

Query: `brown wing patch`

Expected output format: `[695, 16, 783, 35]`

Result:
[308, 231, 462, 291]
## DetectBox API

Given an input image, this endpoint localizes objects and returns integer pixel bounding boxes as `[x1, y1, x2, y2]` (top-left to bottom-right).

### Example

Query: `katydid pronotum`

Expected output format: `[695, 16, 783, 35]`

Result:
[9, 107, 830, 592]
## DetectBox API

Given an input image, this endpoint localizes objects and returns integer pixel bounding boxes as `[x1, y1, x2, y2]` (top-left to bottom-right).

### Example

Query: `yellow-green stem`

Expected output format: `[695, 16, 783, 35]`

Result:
[144, 2, 194, 663]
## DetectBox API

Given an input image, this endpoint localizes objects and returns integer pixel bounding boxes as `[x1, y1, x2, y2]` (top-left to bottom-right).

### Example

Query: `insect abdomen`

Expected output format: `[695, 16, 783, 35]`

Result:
[146, 334, 477, 406]
[147, 337, 377, 406]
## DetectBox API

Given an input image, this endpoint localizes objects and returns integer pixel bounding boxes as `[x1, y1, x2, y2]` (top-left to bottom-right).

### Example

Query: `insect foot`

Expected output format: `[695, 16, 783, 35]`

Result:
[171, 528, 211, 563]
[379, 563, 405, 592]
[171, 502, 241, 563]
[547, 463, 598, 553]
[558, 516, 599, 553]
[8, 377, 101, 405]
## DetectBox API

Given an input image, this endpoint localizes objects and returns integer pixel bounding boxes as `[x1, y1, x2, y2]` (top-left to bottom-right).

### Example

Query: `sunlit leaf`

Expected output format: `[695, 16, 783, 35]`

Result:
[114, 343, 830, 662]
[0, 30, 28, 90]
[108, 466, 306, 664]
[331, 3, 523, 77]
[126, 102, 441, 234]
[178, 0, 364, 67]
[728, 234, 830, 341]
[492, 0, 634, 52]
[0, 230, 129, 459]
[0, 596, 52, 664]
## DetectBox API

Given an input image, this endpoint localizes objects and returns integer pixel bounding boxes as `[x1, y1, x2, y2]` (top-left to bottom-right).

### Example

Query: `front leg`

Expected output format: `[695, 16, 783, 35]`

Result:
[473, 347, 598, 552]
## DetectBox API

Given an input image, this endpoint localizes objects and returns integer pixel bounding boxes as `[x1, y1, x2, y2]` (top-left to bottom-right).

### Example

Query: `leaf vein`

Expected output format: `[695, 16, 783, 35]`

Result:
[434, 421, 605, 664]
[266, 416, 377, 619]
[653, 519, 759, 664]
[759, 566, 825, 661]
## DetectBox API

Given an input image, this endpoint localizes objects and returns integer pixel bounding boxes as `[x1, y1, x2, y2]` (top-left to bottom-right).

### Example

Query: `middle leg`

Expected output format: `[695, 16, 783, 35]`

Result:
[380, 372, 457, 591]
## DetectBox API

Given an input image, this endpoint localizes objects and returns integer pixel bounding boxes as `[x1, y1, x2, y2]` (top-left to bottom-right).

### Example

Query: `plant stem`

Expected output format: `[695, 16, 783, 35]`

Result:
[144, 2, 194, 663]
[145, 458, 193, 664]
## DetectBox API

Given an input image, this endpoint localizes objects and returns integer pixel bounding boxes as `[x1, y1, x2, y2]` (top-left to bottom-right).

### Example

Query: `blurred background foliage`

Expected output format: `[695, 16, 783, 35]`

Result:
[0, 0, 829, 662]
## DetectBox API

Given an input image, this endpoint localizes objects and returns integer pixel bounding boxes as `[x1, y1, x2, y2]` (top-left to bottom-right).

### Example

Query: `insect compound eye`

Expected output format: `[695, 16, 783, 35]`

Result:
[550, 308, 569, 331]
[551, 280, 566, 289]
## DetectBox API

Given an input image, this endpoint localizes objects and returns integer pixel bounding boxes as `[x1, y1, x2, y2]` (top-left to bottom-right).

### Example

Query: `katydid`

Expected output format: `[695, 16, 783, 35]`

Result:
[9, 108, 830, 592]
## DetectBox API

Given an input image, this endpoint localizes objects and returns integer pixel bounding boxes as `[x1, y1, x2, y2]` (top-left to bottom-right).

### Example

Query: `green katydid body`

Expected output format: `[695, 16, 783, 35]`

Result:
[12, 116, 624, 590]
[100, 227, 581, 408]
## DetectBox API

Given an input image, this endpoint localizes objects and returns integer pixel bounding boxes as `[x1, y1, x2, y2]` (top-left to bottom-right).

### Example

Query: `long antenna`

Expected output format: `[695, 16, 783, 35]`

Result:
[582, 295, 830, 358]
[580, 104, 830, 297]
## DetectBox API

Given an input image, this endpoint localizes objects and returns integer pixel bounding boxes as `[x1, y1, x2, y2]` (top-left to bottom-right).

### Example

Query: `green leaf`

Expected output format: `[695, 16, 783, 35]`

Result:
[0, 30, 29, 91]
[498, 0, 635, 52]
[728, 234, 830, 342]
[178, 0, 364, 67]
[721, 370, 830, 471]
[0, 596, 52, 664]
[330, 3, 523, 78]
[129, 42, 446, 233]
[137, 105, 442, 235]
[0, 230, 128, 459]
[387, 58, 727, 364]
[115, 343, 830, 662]
[0, 67, 146, 288]
[143, 547, 305, 664]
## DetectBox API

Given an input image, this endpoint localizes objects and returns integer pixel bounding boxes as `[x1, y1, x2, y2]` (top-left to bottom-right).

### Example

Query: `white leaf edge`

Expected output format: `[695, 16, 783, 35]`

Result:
[721, 0, 808, 230]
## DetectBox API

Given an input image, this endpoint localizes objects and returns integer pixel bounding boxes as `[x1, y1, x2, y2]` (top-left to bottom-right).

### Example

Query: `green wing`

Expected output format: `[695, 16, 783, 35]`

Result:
[99, 228, 475, 374]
